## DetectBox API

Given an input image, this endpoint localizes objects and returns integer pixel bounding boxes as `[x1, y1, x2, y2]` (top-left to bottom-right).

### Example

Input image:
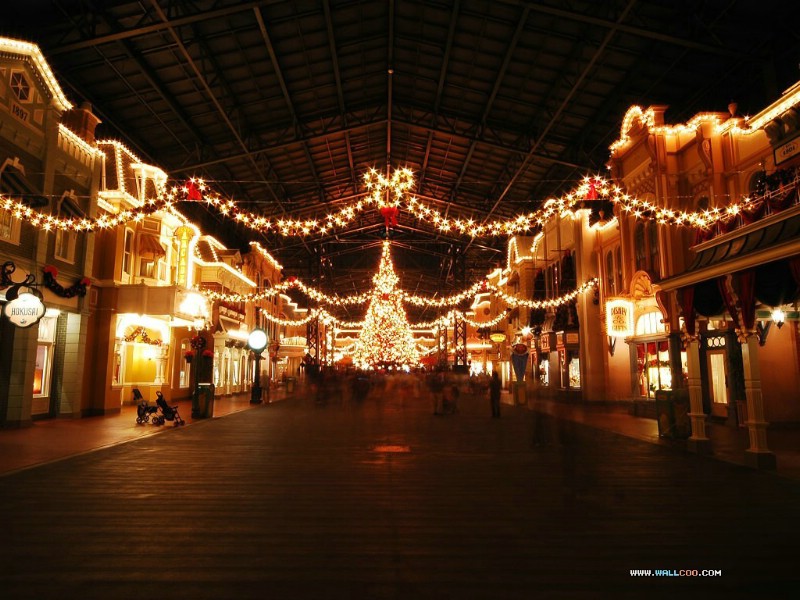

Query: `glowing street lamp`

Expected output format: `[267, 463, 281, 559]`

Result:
[248, 328, 269, 404]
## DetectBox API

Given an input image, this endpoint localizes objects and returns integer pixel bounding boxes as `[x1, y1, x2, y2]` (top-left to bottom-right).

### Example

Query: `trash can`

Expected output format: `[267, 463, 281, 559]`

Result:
[513, 381, 527, 405]
[193, 383, 215, 419]
[286, 377, 296, 394]
[655, 389, 691, 439]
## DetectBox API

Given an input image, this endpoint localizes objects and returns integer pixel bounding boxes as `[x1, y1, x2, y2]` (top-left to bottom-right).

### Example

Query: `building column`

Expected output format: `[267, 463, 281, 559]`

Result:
[685, 338, 711, 454]
[57, 312, 88, 418]
[2, 324, 37, 427]
[153, 344, 168, 385]
[741, 334, 777, 469]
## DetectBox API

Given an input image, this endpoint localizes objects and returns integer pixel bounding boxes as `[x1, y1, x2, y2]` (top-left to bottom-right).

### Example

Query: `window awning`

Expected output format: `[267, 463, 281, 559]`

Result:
[0, 170, 48, 207]
[659, 207, 800, 292]
[138, 234, 166, 258]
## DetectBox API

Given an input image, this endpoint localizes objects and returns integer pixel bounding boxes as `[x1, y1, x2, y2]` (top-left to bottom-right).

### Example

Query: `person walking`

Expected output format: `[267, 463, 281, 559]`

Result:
[489, 371, 501, 418]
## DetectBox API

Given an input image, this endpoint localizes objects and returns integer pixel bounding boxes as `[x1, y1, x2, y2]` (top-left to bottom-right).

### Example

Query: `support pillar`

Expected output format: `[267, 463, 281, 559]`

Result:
[741, 334, 776, 469]
[453, 314, 467, 370]
[685, 338, 711, 454]
[306, 317, 319, 364]
[437, 323, 447, 367]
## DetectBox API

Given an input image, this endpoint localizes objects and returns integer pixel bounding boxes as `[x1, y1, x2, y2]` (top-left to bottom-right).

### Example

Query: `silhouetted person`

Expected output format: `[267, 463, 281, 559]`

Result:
[489, 371, 501, 418]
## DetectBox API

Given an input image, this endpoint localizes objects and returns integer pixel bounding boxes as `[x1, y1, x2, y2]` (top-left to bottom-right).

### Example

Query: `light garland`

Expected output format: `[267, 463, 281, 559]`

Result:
[0, 194, 169, 232]
[2, 165, 780, 239]
[611, 190, 760, 228]
[494, 278, 599, 309]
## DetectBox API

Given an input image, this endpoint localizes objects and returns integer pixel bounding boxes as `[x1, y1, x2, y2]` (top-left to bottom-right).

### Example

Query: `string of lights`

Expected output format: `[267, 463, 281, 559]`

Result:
[0, 167, 776, 238]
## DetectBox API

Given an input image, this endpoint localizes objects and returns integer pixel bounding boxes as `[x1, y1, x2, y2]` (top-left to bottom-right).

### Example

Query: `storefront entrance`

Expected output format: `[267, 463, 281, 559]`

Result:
[706, 349, 729, 417]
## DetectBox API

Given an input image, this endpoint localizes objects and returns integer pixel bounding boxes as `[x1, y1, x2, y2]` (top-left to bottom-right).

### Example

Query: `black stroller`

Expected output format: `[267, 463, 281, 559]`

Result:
[134, 388, 159, 424]
[152, 391, 185, 427]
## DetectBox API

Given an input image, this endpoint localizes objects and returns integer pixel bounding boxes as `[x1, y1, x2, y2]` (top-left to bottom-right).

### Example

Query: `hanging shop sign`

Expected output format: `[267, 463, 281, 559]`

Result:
[606, 298, 635, 338]
[774, 132, 800, 166]
[3, 288, 46, 328]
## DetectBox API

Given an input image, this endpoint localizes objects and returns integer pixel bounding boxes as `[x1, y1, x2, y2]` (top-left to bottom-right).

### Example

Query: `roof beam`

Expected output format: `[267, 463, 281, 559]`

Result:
[477, 0, 638, 229]
[447, 5, 530, 215]
[171, 113, 583, 176]
[506, 0, 752, 59]
[322, 0, 356, 188]
[146, 0, 289, 214]
[254, 7, 323, 202]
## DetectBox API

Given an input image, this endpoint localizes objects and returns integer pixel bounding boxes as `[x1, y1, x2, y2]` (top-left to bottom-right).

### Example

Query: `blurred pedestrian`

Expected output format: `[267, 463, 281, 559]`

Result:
[489, 371, 501, 418]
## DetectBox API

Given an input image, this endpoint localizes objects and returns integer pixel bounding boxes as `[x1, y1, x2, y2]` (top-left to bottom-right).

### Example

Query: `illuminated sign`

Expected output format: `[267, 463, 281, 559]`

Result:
[3, 291, 46, 328]
[606, 298, 634, 337]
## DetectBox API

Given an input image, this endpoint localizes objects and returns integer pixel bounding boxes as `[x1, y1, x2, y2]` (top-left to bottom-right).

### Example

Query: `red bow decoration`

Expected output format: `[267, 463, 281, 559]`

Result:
[586, 181, 598, 201]
[185, 180, 203, 201]
[380, 205, 399, 228]
[287, 276, 297, 284]
[381, 293, 390, 301]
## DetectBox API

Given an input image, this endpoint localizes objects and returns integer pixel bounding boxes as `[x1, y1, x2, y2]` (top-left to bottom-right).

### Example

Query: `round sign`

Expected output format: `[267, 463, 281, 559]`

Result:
[3, 292, 46, 328]
[247, 328, 269, 352]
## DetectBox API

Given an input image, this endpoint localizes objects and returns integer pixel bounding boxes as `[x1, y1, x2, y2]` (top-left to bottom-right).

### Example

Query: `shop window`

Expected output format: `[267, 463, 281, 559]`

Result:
[34, 316, 57, 396]
[636, 341, 671, 399]
[615, 246, 623, 293]
[179, 339, 191, 388]
[539, 358, 549, 386]
[567, 351, 581, 389]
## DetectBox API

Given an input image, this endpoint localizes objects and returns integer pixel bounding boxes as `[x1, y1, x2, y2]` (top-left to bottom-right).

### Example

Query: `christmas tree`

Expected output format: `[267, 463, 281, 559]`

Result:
[352, 241, 420, 369]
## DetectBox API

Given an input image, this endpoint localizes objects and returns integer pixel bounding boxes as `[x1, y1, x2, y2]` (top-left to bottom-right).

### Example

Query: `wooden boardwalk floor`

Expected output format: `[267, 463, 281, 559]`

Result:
[1, 391, 798, 599]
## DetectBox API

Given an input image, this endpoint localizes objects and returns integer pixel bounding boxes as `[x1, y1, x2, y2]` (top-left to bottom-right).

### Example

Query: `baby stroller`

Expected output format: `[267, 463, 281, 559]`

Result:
[133, 388, 158, 424]
[152, 391, 185, 427]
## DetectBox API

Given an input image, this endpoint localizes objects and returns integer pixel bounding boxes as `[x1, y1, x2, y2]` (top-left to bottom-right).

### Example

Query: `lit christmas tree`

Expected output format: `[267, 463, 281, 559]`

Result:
[352, 241, 420, 369]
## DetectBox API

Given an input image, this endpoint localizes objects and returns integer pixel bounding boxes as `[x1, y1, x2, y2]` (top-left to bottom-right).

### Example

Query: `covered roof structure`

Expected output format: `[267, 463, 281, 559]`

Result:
[4, 0, 799, 321]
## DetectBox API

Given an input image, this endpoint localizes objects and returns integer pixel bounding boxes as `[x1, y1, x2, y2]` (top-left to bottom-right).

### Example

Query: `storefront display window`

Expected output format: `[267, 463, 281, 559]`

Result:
[34, 315, 57, 396]
[636, 341, 674, 399]
[568, 351, 581, 389]
[539, 358, 549, 386]
[179, 339, 191, 388]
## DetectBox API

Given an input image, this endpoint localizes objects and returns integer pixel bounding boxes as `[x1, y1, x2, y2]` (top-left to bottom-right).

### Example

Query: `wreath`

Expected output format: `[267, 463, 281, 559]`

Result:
[123, 326, 163, 346]
[190, 335, 207, 351]
[42, 265, 91, 298]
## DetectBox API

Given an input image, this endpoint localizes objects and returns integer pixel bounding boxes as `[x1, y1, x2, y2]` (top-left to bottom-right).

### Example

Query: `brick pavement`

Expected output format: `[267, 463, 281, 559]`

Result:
[1, 388, 799, 598]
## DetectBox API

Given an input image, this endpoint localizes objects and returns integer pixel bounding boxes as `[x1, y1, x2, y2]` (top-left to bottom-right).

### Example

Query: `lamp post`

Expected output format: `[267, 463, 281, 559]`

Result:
[248, 327, 269, 404]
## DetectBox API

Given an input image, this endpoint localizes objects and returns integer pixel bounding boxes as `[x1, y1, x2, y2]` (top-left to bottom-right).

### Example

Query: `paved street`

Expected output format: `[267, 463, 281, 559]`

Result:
[1, 390, 798, 599]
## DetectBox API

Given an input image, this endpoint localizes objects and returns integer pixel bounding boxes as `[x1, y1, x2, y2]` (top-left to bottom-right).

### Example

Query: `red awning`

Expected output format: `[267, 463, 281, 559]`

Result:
[138, 234, 165, 258]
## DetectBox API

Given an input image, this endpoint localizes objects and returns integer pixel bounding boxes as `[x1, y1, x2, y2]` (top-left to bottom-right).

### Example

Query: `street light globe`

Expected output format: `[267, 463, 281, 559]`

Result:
[247, 328, 269, 352]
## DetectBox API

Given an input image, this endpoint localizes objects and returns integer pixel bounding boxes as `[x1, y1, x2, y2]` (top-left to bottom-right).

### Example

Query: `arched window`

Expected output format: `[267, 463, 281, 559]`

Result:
[615, 246, 623, 293]
[605, 250, 615, 295]
[648, 221, 660, 278]
[634, 222, 647, 272]
[635, 311, 667, 335]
